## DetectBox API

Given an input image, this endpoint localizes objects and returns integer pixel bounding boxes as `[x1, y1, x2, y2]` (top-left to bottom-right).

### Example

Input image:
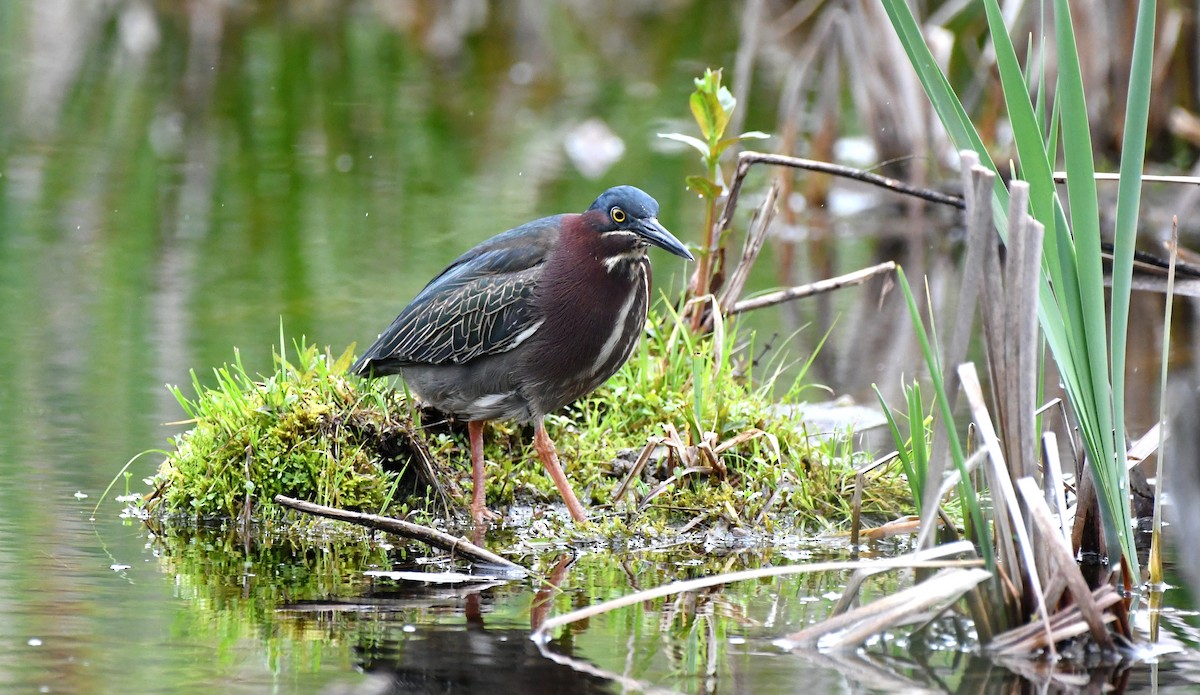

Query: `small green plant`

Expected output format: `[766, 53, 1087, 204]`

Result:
[873, 380, 931, 511]
[658, 68, 768, 328]
[885, 269, 992, 570]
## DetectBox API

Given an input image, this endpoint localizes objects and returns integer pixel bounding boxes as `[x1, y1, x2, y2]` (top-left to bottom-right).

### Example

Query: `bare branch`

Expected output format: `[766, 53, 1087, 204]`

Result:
[728, 261, 895, 314]
[274, 494, 526, 576]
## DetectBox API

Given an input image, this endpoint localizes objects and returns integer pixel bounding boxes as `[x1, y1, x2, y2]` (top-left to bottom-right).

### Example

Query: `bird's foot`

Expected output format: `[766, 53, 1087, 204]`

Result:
[472, 505, 501, 526]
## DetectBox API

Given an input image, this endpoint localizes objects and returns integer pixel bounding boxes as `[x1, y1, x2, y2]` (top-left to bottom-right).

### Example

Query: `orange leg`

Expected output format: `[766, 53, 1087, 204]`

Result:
[533, 419, 588, 523]
[467, 420, 498, 525]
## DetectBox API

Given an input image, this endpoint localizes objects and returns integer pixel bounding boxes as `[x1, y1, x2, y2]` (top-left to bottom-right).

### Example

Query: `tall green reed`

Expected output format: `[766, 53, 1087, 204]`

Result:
[883, 0, 1156, 577]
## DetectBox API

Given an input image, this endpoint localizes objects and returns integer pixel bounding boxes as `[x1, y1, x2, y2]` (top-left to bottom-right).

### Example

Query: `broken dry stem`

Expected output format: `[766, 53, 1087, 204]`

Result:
[781, 567, 991, 650]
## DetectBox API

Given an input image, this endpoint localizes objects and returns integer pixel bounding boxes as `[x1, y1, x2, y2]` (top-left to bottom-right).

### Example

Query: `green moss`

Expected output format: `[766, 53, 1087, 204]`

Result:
[148, 341, 443, 521]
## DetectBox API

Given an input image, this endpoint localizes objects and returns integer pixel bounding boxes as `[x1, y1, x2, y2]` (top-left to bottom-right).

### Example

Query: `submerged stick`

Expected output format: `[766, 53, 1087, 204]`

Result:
[274, 495, 526, 576]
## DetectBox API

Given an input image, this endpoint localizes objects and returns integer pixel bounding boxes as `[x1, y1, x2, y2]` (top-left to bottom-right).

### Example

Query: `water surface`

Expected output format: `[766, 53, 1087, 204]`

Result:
[3, 3, 1199, 693]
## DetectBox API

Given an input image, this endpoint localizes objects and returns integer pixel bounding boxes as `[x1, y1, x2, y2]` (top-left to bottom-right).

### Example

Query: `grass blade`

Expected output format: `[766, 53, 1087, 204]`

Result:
[1110, 0, 1157, 579]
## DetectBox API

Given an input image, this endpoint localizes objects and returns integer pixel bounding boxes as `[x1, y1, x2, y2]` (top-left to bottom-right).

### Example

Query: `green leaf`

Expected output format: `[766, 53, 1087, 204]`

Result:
[713, 131, 771, 158]
[980, 1, 1053, 226]
[689, 68, 733, 142]
[332, 343, 357, 375]
[657, 132, 711, 158]
[1108, 0, 1155, 574]
[693, 67, 720, 95]
[685, 175, 722, 199]
[873, 385, 915, 497]
[1054, 0, 1130, 571]
[690, 90, 723, 142]
[907, 384, 929, 502]
[716, 85, 736, 118]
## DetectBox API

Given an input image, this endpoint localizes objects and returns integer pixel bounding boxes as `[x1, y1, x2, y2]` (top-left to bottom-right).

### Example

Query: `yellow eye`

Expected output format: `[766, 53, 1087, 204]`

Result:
[610, 207, 626, 223]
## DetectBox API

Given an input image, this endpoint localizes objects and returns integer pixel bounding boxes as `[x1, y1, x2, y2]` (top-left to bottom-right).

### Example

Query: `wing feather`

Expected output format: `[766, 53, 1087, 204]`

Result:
[379, 269, 540, 364]
[354, 216, 563, 372]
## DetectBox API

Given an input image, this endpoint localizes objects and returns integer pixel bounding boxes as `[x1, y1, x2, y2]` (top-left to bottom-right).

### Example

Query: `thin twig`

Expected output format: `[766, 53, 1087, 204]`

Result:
[1120, 274, 1200, 296]
[719, 181, 779, 315]
[1126, 423, 1163, 470]
[851, 470, 863, 549]
[274, 494, 526, 576]
[849, 451, 897, 550]
[1053, 171, 1200, 185]
[611, 438, 663, 505]
[720, 152, 964, 239]
[729, 261, 896, 314]
[718, 152, 1200, 281]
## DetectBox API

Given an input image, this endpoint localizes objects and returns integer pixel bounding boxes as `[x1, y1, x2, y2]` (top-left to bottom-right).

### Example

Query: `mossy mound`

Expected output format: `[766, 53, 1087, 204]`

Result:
[148, 343, 451, 521]
[143, 313, 912, 533]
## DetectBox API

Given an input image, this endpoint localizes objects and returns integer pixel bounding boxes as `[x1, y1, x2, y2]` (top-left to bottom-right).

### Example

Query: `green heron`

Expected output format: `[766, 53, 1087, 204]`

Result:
[353, 186, 692, 524]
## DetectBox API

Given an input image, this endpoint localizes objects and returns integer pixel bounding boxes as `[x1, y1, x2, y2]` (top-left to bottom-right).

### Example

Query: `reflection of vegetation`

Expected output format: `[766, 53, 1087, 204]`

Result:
[153, 523, 928, 694]
[152, 523, 389, 674]
[157, 522, 386, 614]
[151, 521, 1104, 694]
[531, 547, 944, 692]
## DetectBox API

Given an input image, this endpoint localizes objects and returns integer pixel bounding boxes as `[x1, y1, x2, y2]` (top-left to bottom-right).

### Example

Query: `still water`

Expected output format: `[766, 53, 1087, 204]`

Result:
[3, 3, 1200, 693]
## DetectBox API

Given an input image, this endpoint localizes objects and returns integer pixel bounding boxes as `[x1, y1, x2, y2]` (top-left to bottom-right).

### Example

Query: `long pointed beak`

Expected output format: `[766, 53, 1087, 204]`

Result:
[637, 218, 694, 261]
